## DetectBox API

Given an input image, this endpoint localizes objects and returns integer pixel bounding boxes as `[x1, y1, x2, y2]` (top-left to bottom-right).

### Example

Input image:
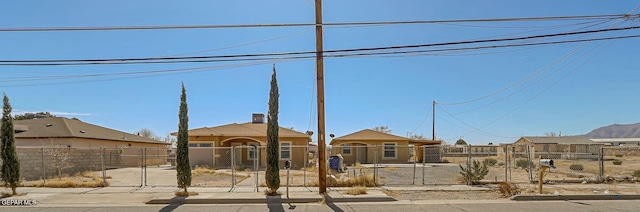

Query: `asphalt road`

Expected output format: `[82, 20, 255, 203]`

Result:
[2, 200, 639, 212]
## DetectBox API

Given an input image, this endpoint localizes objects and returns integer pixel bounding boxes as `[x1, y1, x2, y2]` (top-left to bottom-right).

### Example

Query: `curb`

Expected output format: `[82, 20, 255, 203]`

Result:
[511, 194, 640, 201]
[146, 197, 323, 204]
[146, 195, 396, 204]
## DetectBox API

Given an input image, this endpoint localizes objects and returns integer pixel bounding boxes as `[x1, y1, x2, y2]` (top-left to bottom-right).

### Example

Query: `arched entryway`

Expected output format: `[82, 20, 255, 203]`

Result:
[220, 137, 265, 169]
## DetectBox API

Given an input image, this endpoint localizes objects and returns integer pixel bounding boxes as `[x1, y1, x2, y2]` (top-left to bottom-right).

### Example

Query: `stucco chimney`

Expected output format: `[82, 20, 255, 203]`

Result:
[252, 113, 265, 124]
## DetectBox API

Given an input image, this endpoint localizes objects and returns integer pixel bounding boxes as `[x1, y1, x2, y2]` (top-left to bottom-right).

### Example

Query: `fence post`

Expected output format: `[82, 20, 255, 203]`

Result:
[41, 147, 46, 184]
[303, 145, 308, 188]
[598, 147, 604, 182]
[139, 148, 143, 187]
[254, 146, 259, 192]
[373, 145, 378, 185]
[101, 147, 106, 186]
[504, 145, 508, 182]
[526, 145, 533, 183]
[422, 146, 426, 185]
[412, 145, 417, 185]
[231, 146, 236, 187]
[466, 145, 472, 185]
[144, 148, 148, 186]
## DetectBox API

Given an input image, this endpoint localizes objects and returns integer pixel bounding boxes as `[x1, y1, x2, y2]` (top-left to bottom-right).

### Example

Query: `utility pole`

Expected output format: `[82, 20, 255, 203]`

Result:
[315, 0, 327, 195]
[432, 101, 436, 141]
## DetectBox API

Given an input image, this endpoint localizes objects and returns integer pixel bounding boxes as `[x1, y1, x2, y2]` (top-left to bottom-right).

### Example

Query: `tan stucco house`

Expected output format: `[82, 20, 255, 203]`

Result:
[514, 136, 603, 159]
[329, 129, 440, 164]
[13, 117, 169, 167]
[14, 117, 167, 148]
[174, 114, 312, 169]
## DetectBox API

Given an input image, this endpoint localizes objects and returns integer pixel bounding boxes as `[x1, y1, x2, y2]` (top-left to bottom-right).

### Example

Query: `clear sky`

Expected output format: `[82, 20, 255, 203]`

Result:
[1, 1, 639, 145]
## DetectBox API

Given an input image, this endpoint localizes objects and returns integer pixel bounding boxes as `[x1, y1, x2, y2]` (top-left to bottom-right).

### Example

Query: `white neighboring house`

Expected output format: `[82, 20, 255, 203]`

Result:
[590, 138, 640, 146]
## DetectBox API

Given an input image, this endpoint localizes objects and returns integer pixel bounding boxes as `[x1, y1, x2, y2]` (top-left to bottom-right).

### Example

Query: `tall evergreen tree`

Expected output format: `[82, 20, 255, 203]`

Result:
[1, 94, 20, 195]
[176, 83, 191, 193]
[265, 65, 280, 195]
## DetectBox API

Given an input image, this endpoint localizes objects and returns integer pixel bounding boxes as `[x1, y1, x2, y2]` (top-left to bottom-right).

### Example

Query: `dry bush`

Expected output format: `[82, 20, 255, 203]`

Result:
[354, 162, 362, 167]
[308, 174, 379, 187]
[192, 165, 216, 176]
[343, 186, 367, 195]
[498, 182, 520, 197]
[175, 191, 199, 196]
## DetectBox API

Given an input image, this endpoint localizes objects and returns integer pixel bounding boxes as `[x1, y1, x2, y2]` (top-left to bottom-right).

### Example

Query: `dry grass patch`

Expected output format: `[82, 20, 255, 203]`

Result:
[301, 166, 319, 173]
[310, 174, 380, 187]
[175, 191, 199, 196]
[384, 166, 399, 171]
[25, 172, 110, 188]
[192, 165, 216, 177]
[343, 186, 367, 195]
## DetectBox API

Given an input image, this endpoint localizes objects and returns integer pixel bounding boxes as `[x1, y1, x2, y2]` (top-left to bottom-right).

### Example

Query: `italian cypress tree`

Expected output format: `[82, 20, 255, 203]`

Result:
[1, 94, 20, 195]
[265, 65, 280, 195]
[176, 83, 191, 193]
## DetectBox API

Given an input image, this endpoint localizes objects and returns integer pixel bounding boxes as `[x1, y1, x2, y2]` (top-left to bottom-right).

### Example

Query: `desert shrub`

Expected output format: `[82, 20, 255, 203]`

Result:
[516, 159, 535, 169]
[343, 186, 367, 195]
[459, 160, 489, 185]
[310, 174, 380, 187]
[613, 159, 623, 165]
[633, 170, 640, 177]
[615, 154, 624, 157]
[483, 158, 498, 166]
[569, 164, 584, 171]
[498, 182, 520, 197]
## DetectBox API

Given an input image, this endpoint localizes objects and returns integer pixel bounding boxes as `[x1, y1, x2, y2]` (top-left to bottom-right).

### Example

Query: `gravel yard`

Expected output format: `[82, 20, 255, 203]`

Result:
[345, 164, 462, 185]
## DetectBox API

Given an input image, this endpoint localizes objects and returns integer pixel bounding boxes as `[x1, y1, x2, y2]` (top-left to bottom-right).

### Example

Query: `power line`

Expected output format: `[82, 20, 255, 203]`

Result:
[1, 25, 639, 66]
[0, 14, 628, 32]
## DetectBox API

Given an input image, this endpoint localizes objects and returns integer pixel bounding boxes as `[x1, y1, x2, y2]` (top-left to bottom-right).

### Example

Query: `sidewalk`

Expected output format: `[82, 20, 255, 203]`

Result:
[0, 186, 396, 206]
[3, 184, 640, 206]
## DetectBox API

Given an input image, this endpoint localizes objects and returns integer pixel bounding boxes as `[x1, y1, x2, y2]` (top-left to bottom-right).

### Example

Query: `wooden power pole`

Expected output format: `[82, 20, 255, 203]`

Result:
[315, 0, 327, 195]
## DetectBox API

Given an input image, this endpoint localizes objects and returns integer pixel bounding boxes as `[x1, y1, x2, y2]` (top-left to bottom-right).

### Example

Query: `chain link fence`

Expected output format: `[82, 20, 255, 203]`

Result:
[602, 146, 640, 182]
[13, 144, 639, 190]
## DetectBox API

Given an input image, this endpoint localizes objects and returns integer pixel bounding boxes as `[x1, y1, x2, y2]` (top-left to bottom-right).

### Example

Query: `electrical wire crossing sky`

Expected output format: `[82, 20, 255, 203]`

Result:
[1, 1, 640, 144]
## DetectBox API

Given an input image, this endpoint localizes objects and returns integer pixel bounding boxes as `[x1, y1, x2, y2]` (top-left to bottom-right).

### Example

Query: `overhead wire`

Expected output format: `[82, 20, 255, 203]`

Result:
[0, 58, 310, 86]
[2, 24, 639, 66]
[161, 29, 314, 57]
[0, 14, 626, 32]
[435, 7, 640, 139]
[437, 25, 639, 106]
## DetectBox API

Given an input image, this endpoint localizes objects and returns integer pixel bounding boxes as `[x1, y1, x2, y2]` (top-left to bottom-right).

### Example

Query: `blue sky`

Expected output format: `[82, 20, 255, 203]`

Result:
[1, 1, 639, 145]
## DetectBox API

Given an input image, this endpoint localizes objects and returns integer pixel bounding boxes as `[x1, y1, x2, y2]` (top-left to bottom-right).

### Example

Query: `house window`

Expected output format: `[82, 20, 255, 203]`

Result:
[188, 143, 197, 147]
[383, 143, 396, 158]
[248, 144, 258, 160]
[280, 142, 291, 160]
[543, 144, 549, 151]
[342, 145, 351, 155]
[200, 143, 212, 147]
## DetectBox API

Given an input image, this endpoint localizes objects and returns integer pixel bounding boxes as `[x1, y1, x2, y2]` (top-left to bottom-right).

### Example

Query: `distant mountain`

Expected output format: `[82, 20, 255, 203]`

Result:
[584, 123, 640, 138]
